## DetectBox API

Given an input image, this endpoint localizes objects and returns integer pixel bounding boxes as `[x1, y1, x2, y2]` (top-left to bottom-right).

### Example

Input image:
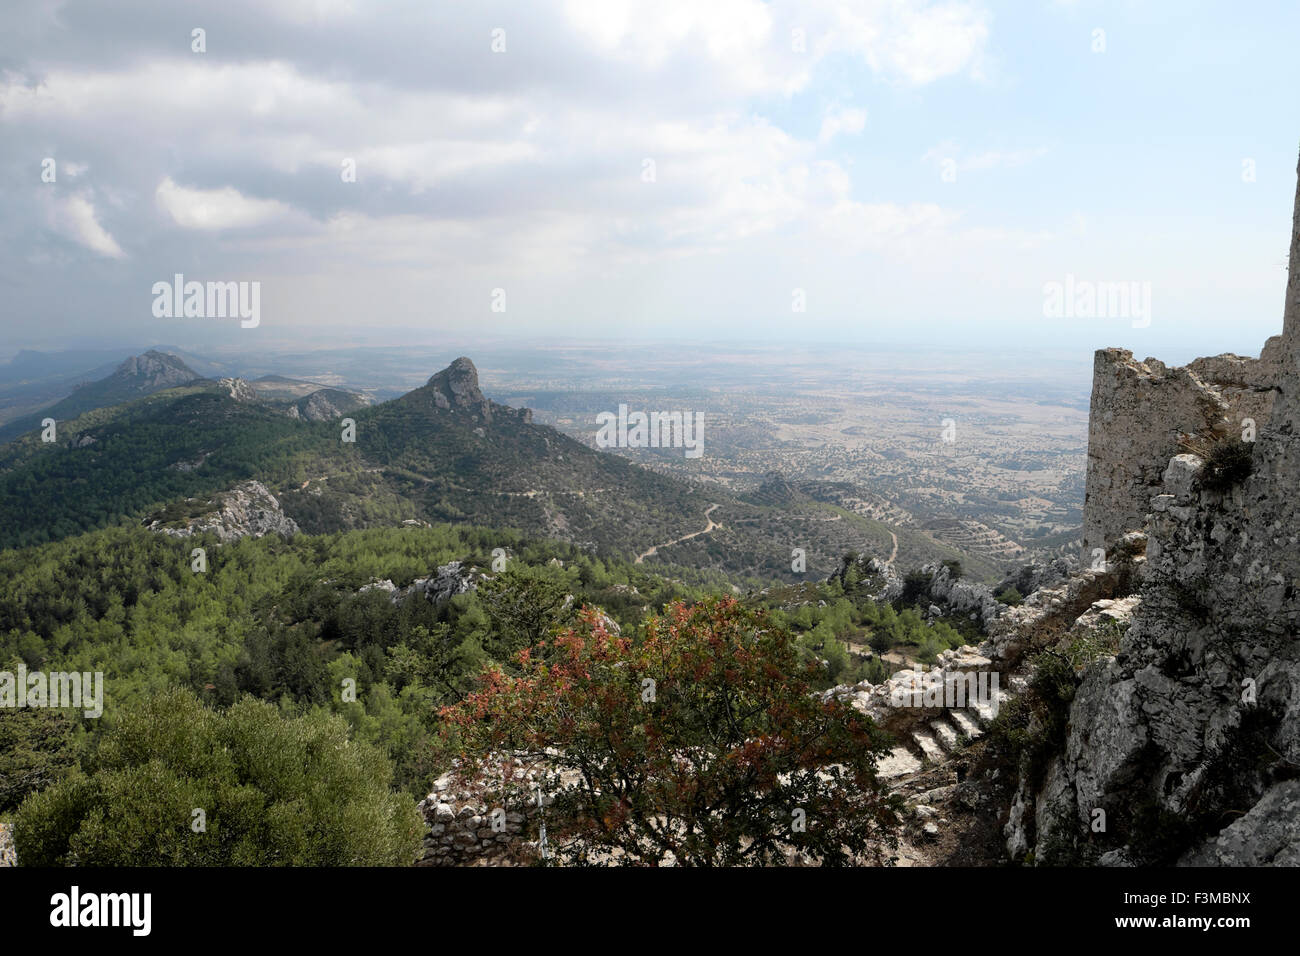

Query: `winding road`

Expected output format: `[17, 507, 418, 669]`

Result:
[636, 504, 721, 564]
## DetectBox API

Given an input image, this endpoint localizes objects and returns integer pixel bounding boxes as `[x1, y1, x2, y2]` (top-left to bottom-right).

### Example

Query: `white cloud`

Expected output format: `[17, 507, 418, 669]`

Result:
[817, 0, 991, 85]
[562, 0, 780, 91]
[0, 0, 1008, 341]
[46, 194, 125, 258]
[819, 105, 867, 144]
[155, 177, 290, 231]
[561, 0, 991, 93]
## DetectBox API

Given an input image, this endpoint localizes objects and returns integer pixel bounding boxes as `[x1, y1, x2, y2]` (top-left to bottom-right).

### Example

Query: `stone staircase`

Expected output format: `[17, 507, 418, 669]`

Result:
[823, 645, 1019, 786]
[874, 684, 1010, 782]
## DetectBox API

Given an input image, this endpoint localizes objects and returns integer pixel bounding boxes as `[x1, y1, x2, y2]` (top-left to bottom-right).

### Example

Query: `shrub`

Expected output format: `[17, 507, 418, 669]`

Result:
[1199, 438, 1254, 492]
[986, 648, 1078, 791]
[900, 570, 931, 607]
[440, 598, 902, 866]
[0, 707, 79, 814]
[13, 688, 423, 866]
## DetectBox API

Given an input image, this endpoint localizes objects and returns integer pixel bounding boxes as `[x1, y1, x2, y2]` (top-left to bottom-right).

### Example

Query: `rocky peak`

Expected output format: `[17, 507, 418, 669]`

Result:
[111, 350, 198, 391]
[407, 357, 532, 425]
[427, 357, 488, 412]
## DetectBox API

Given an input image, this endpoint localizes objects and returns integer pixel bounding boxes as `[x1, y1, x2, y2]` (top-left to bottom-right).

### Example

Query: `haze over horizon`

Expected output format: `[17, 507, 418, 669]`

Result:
[4, 0, 1300, 362]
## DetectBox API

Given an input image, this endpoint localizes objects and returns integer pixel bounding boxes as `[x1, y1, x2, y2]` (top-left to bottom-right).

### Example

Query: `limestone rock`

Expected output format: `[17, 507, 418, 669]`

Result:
[146, 480, 300, 542]
[218, 377, 258, 402]
[1021, 151, 1300, 867]
[1179, 780, 1300, 866]
[391, 561, 481, 605]
[117, 350, 200, 391]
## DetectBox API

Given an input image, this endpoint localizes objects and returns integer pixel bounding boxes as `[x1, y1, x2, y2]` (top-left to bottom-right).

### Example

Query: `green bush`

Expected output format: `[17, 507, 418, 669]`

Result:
[13, 688, 423, 866]
[0, 706, 79, 814]
[900, 570, 931, 606]
[1200, 438, 1254, 492]
[986, 648, 1078, 791]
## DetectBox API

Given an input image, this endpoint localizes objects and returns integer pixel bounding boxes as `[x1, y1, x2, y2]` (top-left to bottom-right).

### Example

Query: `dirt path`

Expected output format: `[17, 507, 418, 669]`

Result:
[299, 467, 383, 490]
[887, 531, 899, 564]
[636, 504, 721, 564]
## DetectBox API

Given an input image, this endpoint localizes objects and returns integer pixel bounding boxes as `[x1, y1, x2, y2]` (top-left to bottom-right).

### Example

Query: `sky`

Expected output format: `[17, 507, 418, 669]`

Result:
[2, 0, 1299, 365]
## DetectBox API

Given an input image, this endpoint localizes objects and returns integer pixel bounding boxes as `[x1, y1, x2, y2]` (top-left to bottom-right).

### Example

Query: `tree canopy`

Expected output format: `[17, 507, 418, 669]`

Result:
[14, 688, 423, 866]
[440, 597, 902, 866]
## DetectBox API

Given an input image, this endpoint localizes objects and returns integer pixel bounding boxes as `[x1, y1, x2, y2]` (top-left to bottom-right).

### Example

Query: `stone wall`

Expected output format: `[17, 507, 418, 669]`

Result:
[1026, 152, 1300, 865]
[0, 822, 15, 867]
[416, 761, 538, 866]
[1080, 345, 1281, 562]
[415, 757, 576, 866]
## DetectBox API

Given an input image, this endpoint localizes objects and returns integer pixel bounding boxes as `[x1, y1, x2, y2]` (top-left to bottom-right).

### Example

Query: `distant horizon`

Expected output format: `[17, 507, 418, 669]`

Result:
[5, 1, 1299, 369]
[0, 324, 1275, 374]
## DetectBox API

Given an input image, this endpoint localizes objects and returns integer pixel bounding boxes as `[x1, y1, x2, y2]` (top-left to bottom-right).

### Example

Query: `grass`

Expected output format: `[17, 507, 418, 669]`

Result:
[1177, 434, 1254, 493]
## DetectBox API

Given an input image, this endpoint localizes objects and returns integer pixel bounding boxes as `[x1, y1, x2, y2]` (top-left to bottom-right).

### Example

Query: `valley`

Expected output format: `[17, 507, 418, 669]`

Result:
[0, 345, 1086, 583]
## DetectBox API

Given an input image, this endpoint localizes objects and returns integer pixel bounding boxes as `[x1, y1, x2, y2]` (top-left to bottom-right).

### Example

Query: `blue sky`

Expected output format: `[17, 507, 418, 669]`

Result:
[2, 0, 1298, 364]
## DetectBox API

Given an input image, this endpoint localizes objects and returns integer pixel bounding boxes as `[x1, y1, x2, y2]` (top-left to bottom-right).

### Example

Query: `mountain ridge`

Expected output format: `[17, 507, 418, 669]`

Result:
[0, 354, 1014, 581]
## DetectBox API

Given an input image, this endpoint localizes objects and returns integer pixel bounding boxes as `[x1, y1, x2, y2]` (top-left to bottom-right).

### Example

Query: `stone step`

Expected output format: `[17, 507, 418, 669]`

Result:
[948, 709, 984, 740]
[911, 728, 945, 763]
[877, 746, 923, 780]
[970, 691, 1007, 728]
[930, 718, 961, 752]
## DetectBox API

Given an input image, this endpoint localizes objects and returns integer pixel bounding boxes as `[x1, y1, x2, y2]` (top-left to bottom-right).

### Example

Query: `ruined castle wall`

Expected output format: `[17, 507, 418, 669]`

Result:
[415, 762, 546, 866]
[1033, 153, 1300, 866]
[1080, 348, 1279, 560]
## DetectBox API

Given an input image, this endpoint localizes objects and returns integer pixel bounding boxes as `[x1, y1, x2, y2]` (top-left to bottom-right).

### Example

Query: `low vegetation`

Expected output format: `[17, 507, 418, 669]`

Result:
[14, 688, 423, 866]
[0, 517, 981, 865]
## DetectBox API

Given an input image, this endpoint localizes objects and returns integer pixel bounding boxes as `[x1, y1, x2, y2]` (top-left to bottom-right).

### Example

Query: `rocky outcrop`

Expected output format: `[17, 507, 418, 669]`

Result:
[1014, 151, 1300, 867]
[831, 554, 901, 602]
[917, 563, 1005, 628]
[993, 556, 1078, 604]
[982, 531, 1144, 666]
[1179, 780, 1300, 866]
[146, 480, 300, 542]
[218, 377, 258, 403]
[364, 561, 482, 605]
[834, 551, 1080, 637]
[292, 388, 370, 422]
[831, 554, 1007, 628]
[429, 357, 493, 417]
[402, 357, 532, 425]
